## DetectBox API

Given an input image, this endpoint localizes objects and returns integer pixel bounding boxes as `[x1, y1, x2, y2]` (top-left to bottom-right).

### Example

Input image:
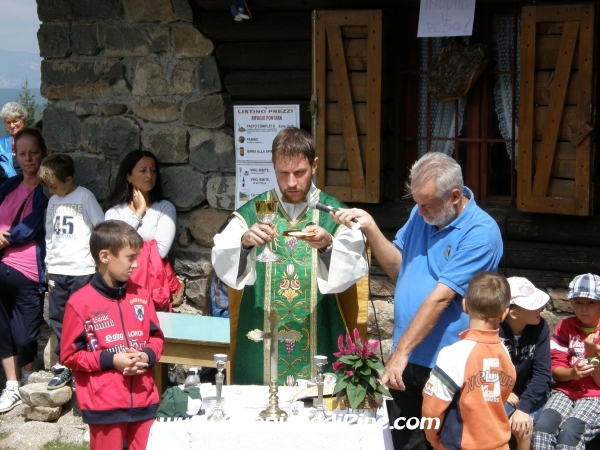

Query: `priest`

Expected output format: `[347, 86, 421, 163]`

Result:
[212, 127, 369, 385]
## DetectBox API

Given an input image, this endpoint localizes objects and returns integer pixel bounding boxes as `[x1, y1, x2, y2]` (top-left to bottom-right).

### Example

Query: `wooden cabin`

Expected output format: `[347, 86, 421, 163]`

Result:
[192, 0, 599, 292]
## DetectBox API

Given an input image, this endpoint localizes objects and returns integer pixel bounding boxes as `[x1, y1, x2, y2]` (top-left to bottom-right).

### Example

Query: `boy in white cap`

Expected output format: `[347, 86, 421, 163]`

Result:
[500, 277, 552, 450]
[532, 273, 600, 450]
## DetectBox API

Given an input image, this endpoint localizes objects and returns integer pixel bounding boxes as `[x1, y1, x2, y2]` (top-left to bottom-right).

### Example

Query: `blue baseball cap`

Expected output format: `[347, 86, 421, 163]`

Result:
[568, 274, 600, 301]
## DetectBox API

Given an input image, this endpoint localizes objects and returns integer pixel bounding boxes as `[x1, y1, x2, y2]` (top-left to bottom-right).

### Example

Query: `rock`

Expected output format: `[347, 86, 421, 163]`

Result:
[185, 278, 206, 309]
[24, 405, 62, 422]
[122, 0, 177, 22]
[178, 227, 193, 247]
[105, 26, 152, 57]
[171, 278, 186, 307]
[28, 371, 54, 385]
[41, 60, 130, 100]
[132, 58, 168, 96]
[162, 166, 205, 211]
[197, 56, 221, 95]
[189, 129, 234, 173]
[71, 24, 102, 56]
[188, 208, 230, 248]
[170, 243, 213, 278]
[81, 116, 103, 154]
[75, 102, 100, 117]
[0, 421, 60, 449]
[151, 27, 171, 53]
[170, 60, 196, 95]
[20, 384, 72, 408]
[183, 94, 228, 129]
[370, 276, 396, 299]
[72, 154, 112, 201]
[37, 24, 70, 58]
[206, 176, 235, 210]
[173, 0, 193, 21]
[367, 300, 394, 340]
[141, 125, 188, 163]
[130, 99, 181, 123]
[38, 0, 122, 21]
[548, 288, 571, 313]
[542, 310, 564, 334]
[101, 103, 128, 116]
[174, 27, 214, 58]
[101, 116, 140, 160]
[379, 338, 393, 362]
[43, 107, 81, 153]
[43, 334, 59, 370]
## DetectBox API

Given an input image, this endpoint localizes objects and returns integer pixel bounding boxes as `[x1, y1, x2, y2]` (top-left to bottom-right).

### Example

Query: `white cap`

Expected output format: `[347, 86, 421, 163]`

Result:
[507, 277, 550, 310]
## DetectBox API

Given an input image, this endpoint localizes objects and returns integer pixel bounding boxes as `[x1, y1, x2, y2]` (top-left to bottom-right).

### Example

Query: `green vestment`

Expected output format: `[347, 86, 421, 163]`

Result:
[233, 189, 349, 385]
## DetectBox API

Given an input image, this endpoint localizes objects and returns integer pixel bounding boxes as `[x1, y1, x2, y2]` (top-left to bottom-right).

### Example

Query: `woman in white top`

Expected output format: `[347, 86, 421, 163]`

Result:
[104, 150, 176, 258]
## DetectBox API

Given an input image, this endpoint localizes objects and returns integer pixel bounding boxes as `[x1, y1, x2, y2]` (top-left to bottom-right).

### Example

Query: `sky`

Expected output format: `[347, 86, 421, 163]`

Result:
[0, 0, 41, 54]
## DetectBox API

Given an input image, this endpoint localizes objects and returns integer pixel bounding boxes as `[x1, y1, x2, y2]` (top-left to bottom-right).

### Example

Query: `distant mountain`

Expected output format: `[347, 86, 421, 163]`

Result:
[0, 49, 41, 89]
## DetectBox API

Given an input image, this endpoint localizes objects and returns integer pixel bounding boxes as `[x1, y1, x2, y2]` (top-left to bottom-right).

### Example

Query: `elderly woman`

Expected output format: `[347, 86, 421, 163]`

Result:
[104, 150, 179, 310]
[0, 102, 28, 181]
[0, 128, 49, 413]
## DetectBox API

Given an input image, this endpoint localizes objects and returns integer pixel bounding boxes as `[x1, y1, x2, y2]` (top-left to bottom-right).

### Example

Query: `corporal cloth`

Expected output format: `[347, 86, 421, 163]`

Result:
[212, 185, 368, 384]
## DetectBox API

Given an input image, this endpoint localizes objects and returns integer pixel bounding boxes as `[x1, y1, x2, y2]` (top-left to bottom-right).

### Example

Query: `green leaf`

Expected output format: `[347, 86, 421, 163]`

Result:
[338, 355, 359, 365]
[372, 390, 383, 407]
[346, 383, 367, 410]
[376, 383, 392, 397]
[333, 379, 349, 395]
[369, 359, 385, 370]
[358, 365, 372, 376]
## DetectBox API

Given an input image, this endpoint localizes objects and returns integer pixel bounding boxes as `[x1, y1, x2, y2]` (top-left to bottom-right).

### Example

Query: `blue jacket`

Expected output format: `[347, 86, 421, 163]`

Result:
[0, 135, 17, 180]
[0, 175, 49, 290]
[499, 318, 551, 414]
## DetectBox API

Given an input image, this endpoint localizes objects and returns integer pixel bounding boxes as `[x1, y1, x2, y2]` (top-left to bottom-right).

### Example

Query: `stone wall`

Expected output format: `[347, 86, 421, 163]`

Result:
[37, 0, 236, 313]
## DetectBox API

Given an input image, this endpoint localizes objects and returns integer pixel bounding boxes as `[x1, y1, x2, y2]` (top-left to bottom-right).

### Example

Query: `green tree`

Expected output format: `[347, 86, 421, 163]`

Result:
[16, 77, 38, 127]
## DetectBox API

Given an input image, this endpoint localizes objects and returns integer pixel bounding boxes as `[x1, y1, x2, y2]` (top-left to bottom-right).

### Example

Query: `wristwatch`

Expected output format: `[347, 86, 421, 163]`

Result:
[588, 356, 600, 367]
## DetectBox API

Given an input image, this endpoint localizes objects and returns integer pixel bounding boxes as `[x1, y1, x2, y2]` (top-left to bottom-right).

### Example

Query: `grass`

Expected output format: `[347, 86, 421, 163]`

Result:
[41, 442, 89, 450]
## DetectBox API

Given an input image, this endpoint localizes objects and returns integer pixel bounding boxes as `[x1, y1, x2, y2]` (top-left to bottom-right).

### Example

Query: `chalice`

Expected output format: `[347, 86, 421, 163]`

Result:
[253, 200, 280, 263]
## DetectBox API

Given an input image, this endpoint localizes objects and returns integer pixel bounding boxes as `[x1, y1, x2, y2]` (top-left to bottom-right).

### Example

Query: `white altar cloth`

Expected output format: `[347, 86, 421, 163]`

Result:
[146, 385, 394, 450]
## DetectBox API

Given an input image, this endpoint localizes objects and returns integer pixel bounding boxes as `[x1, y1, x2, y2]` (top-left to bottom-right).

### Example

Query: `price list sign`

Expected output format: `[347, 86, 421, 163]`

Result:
[234, 105, 300, 208]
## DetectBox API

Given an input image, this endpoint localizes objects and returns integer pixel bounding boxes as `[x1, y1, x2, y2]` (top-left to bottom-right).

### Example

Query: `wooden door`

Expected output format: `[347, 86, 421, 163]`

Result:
[517, 4, 595, 215]
[313, 10, 383, 203]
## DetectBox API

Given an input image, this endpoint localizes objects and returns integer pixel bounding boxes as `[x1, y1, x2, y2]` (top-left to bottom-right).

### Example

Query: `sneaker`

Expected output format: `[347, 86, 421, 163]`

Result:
[0, 386, 22, 413]
[48, 368, 73, 390]
[50, 364, 66, 375]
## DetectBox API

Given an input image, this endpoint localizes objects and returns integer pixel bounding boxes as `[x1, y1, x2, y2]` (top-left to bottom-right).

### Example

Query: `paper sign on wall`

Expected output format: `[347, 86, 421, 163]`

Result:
[234, 105, 300, 208]
[417, 0, 476, 37]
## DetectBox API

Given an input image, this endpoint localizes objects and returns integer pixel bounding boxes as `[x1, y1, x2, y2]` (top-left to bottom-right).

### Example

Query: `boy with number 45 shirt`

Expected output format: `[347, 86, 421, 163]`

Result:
[39, 154, 105, 390]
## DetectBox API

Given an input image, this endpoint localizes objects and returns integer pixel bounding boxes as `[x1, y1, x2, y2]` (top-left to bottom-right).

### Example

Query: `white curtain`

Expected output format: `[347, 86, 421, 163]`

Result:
[493, 14, 521, 162]
[418, 38, 467, 158]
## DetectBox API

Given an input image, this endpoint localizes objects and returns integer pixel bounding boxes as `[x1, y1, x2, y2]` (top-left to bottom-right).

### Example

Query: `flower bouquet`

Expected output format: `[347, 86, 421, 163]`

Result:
[332, 329, 391, 410]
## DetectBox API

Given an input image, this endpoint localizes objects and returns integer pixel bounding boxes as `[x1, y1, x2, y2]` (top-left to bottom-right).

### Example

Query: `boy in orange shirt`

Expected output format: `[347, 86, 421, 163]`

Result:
[422, 272, 516, 450]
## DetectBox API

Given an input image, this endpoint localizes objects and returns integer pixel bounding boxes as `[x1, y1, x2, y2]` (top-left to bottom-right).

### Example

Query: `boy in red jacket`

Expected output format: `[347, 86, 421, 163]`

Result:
[60, 220, 164, 450]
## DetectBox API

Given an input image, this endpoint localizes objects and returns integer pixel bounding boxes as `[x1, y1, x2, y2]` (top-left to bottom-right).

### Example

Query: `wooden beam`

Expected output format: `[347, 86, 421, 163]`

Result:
[198, 12, 311, 42]
[517, 6, 537, 211]
[326, 24, 365, 195]
[531, 21, 578, 197]
[224, 71, 311, 100]
[365, 10, 383, 202]
[216, 41, 311, 70]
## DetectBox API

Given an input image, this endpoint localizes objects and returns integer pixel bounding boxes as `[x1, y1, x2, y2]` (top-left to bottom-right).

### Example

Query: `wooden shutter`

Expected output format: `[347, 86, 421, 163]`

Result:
[313, 10, 383, 203]
[517, 4, 595, 215]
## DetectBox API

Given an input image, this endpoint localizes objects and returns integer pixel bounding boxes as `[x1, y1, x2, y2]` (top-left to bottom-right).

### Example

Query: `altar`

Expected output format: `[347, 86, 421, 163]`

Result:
[146, 385, 394, 450]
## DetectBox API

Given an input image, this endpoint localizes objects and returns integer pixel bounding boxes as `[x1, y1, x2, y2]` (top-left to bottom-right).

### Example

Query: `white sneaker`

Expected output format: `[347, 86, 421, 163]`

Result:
[0, 386, 22, 413]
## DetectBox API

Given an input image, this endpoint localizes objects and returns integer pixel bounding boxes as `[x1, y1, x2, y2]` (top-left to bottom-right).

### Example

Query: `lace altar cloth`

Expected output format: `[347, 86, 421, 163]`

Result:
[146, 385, 393, 450]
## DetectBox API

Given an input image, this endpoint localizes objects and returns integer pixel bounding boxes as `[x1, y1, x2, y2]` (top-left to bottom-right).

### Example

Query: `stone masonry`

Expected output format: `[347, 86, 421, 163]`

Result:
[37, 0, 234, 317]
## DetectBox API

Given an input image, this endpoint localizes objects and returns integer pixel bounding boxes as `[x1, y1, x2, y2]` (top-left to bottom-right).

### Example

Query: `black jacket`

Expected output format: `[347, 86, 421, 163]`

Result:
[499, 318, 552, 414]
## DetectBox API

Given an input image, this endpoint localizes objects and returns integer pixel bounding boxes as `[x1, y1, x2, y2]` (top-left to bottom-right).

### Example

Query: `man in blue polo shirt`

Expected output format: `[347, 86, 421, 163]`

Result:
[334, 152, 503, 449]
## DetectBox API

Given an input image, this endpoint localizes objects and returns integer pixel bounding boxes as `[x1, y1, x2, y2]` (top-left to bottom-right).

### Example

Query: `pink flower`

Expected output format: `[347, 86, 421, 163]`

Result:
[363, 339, 379, 359]
[280, 279, 290, 290]
[332, 361, 345, 372]
[345, 370, 355, 377]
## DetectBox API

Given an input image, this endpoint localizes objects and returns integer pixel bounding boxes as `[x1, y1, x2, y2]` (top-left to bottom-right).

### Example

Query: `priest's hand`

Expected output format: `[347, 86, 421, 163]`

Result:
[301, 224, 332, 251]
[242, 222, 275, 249]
